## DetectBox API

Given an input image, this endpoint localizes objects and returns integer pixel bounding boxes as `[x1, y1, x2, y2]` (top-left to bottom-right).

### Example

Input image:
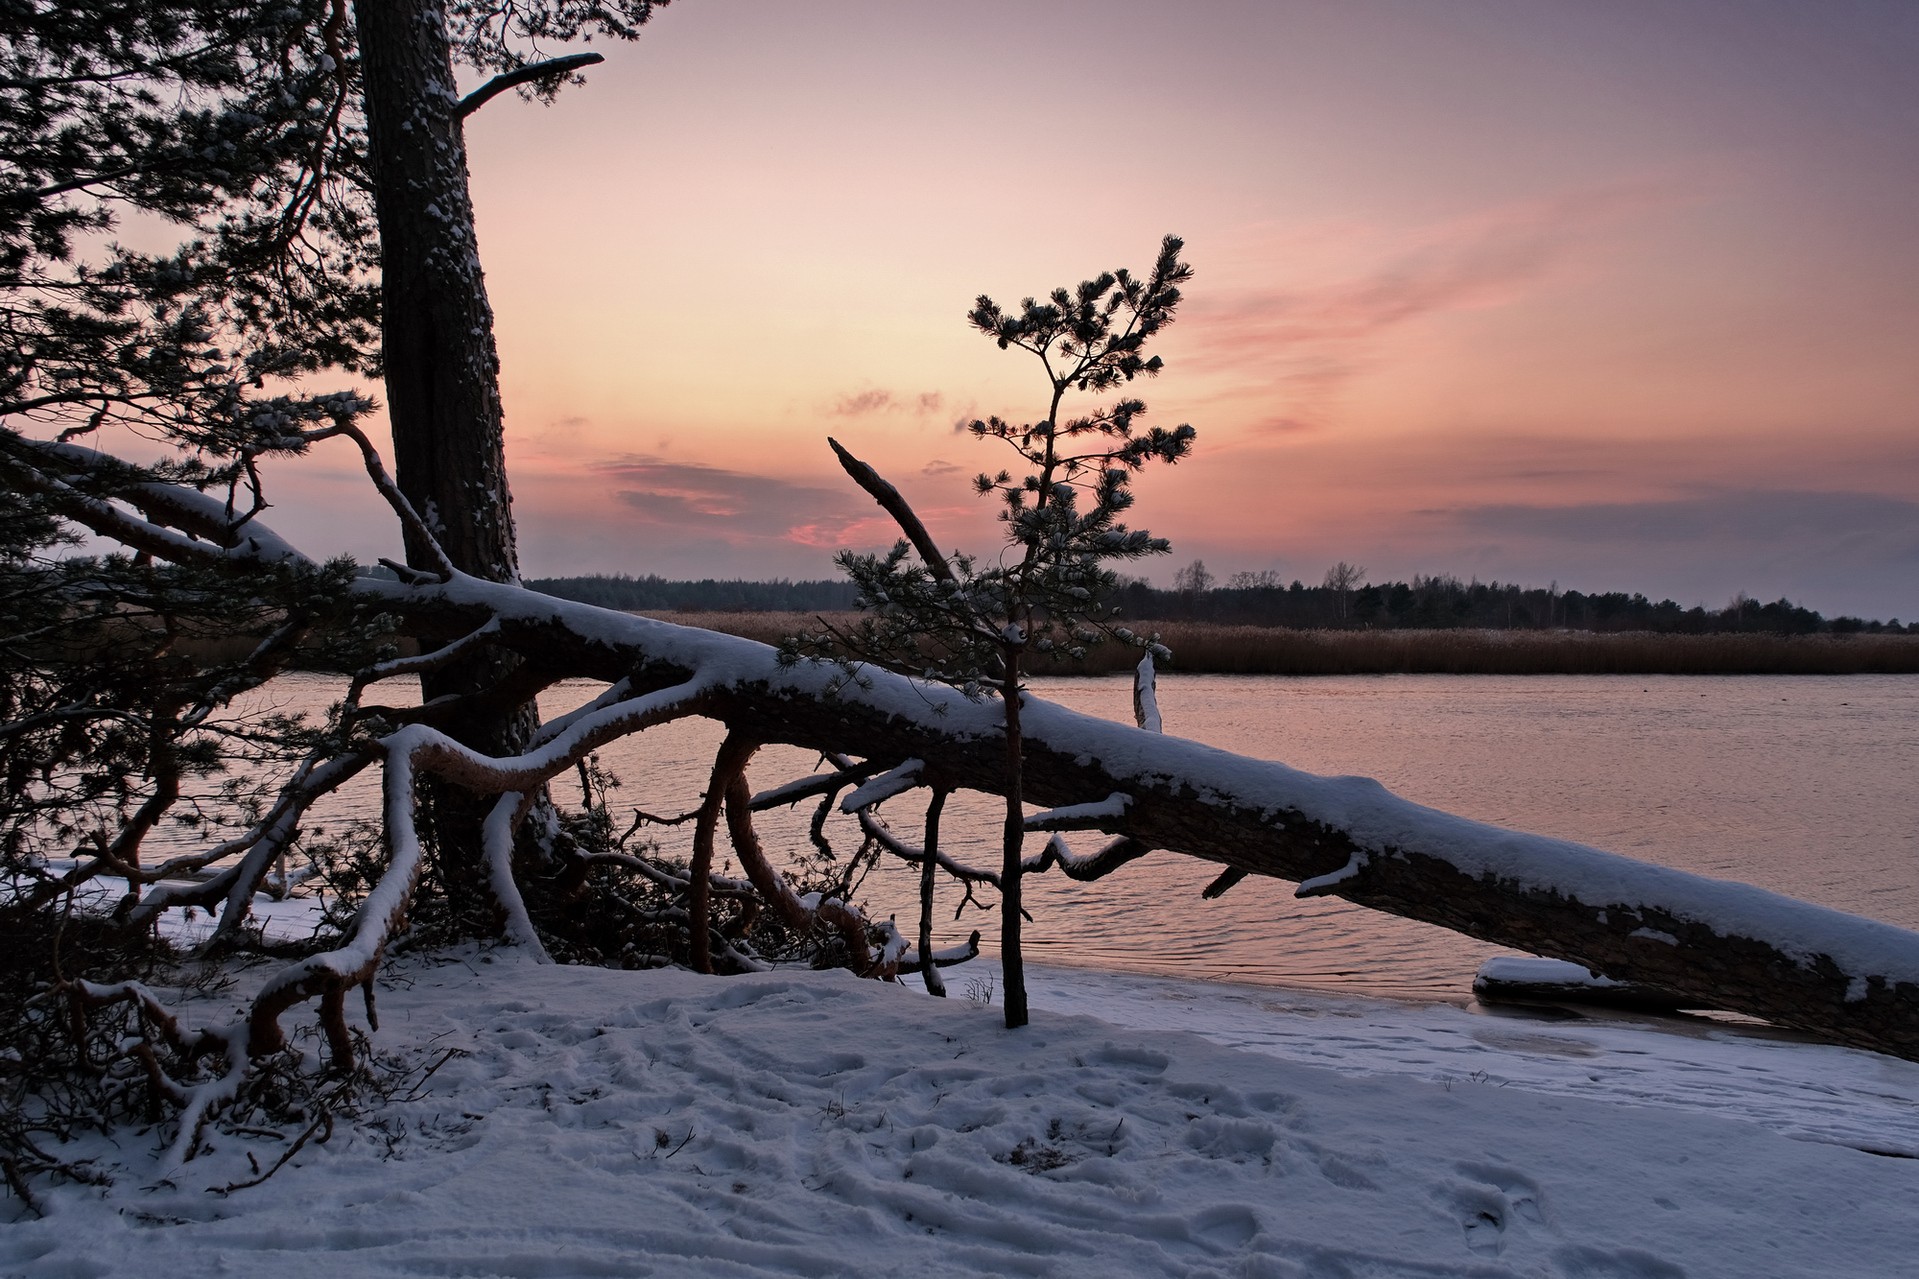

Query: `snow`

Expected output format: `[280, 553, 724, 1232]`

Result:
[839, 758, 925, 812]
[1133, 652, 1162, 733]
[1025, 792, 1132, 829]
[1293, 851, 1367, 898]
[11, 949, 1919, 1276]
[1476, 956, 1621, 990]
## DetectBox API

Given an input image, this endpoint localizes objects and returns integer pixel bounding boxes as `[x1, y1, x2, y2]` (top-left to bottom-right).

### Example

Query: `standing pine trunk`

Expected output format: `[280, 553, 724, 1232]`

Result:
[353, 0, 538, 920]
[353, 0, 518, 583]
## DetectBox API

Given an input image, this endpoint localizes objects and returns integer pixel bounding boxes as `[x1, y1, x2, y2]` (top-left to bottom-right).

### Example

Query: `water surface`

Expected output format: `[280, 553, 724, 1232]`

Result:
[183, 672, 1919, 1001]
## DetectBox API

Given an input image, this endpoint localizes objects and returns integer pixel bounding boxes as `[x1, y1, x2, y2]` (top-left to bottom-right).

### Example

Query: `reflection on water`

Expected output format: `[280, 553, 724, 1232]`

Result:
[164, 672, 1919, 1001]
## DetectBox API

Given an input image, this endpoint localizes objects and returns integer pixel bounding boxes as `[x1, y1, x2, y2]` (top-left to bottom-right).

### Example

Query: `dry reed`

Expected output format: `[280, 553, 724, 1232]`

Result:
[650, 613, 1919, 677]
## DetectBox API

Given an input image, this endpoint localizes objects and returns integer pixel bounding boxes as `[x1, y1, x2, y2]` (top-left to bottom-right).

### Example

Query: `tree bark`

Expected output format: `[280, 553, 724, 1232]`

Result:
[353, 0, 518, 585]
[352, 0, 537, 918]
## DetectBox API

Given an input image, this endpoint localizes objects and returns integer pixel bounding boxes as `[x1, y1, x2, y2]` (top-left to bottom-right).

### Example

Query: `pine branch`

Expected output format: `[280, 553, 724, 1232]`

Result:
[456, 53, 606, 119]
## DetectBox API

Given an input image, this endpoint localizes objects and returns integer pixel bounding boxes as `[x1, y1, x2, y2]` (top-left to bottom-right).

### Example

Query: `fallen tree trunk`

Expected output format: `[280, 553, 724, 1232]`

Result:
[12, 432, 1919, 1063]
[386, 574, 1919, 1061]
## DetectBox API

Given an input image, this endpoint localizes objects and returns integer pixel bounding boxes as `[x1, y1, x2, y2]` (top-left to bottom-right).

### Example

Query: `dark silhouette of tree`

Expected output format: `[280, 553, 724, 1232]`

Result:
[798, 236, 1196, 1027]
[1173, 559, 1215, 596]
[349, 0, 668, 919]
[1322, 561, 1366, 623]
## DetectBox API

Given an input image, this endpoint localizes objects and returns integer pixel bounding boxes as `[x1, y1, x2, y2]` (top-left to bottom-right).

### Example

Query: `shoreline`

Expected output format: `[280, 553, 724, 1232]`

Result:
[645, 612, 1919, 676]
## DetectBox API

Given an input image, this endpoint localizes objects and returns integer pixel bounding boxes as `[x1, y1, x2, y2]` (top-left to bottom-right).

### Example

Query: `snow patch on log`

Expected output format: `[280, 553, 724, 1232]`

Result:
[1025, 792, 1133, 831]
[1473, 955, 1691, 1014]
[1295, 852, 1368, 898]
[1477, 956, 1621, 990]
[1133, 652, 1162, 732]
[839, 759, 925, 811]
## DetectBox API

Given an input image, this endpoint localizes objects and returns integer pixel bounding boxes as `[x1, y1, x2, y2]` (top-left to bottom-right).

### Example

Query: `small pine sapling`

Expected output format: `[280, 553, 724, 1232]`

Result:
[796, 235, 1196, 1028]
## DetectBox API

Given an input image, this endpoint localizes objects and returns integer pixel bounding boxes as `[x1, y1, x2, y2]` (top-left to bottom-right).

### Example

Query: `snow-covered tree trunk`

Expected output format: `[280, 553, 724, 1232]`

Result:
[353, 0, 539, 917]
[354, 0, 519, 586]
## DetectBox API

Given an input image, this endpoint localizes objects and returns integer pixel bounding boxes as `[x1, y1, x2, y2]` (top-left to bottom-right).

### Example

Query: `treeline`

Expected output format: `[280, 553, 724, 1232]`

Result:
[527, 574, 861, 614]
[1120, 570, 1906, 635]
[528, 571, 1906, 635]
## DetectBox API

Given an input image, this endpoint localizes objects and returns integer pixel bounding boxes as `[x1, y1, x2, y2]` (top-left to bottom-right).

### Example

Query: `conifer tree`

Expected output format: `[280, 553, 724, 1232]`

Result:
[0, 0, 671, 926]
[800, 236, 1197, 1027]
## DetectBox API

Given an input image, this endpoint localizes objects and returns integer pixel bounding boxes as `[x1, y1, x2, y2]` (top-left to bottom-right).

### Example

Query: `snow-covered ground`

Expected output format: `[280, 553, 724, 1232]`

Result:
[9, 948, 1918, 1278]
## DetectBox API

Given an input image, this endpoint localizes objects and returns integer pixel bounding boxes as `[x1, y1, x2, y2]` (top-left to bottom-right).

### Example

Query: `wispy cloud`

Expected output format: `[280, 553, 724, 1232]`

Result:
[592, 455, 886, 547]
[1185, 181, 1684, 431]
[829, 388, 947, 418]
[833, 389, 896, 416]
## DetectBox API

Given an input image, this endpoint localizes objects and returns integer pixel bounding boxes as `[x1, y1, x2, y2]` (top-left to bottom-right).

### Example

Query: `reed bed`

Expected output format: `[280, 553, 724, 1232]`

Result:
[649, 612, 1919, 677]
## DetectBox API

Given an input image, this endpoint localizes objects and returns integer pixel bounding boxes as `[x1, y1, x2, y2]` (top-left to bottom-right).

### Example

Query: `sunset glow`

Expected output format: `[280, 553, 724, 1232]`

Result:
[267, 0, 1919, 617]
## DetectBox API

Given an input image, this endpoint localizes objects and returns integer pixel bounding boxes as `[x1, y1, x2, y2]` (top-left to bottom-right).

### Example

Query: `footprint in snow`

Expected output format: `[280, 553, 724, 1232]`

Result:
[1455, 1161, 1546, 1225]
[1445, 1162, 1548, 1257]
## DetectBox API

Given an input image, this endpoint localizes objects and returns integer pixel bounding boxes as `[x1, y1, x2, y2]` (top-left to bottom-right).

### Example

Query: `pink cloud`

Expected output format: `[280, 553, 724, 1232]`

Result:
[829, 388, 947, 417]
[1183, 180, 1689, 430]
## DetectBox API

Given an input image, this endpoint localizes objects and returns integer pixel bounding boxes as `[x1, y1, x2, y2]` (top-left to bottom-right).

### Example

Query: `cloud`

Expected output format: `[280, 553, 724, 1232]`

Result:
[833, 389, 896, 416]
[592, 455, 880, 546]
[520, 412, 592, 457]
[1249, 415, 1319, 435]
[1185, 181, 1682, 430]
[829, 389, 947, 417]
[921, 459, 961, 476]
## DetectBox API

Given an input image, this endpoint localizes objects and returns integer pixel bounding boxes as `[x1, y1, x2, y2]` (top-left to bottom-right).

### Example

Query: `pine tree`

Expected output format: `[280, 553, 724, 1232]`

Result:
[796, 236, 1197, 1027]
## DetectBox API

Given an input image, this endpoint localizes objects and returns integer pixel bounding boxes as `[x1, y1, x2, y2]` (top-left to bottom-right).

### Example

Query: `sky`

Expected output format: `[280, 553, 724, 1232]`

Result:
[279, 0, 1919, 618]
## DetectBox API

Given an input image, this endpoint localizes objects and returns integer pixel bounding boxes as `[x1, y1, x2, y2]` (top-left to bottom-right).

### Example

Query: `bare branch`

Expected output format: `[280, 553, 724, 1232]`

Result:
[305, 421, 456, 579]
[1201, 867, 1248, 899]
[828, 437, 955, 580]
[1023, 833, 1154, 883]
[456, 52, 605, 119]
[749, 758, 888, 810]
[689, 733, 758, 973]
[854, 807, 1000, 886]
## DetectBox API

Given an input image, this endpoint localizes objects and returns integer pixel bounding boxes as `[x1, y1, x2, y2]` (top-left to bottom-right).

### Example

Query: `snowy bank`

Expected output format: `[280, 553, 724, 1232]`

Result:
[8, 951, 1917, 1277]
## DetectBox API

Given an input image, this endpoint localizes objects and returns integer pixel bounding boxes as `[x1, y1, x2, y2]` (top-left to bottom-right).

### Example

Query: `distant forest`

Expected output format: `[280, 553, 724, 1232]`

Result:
[526, 574, 862, 613]
[526, 571, 1906, 635]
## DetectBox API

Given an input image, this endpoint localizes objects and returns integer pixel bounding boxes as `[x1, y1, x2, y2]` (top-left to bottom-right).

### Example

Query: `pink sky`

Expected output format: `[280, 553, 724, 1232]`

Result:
[275, 0, 1919, 617]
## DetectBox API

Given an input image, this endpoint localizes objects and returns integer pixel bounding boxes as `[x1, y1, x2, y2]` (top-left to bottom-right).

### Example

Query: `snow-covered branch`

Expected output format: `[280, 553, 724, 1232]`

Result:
[1024, 792, 1132, 831]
